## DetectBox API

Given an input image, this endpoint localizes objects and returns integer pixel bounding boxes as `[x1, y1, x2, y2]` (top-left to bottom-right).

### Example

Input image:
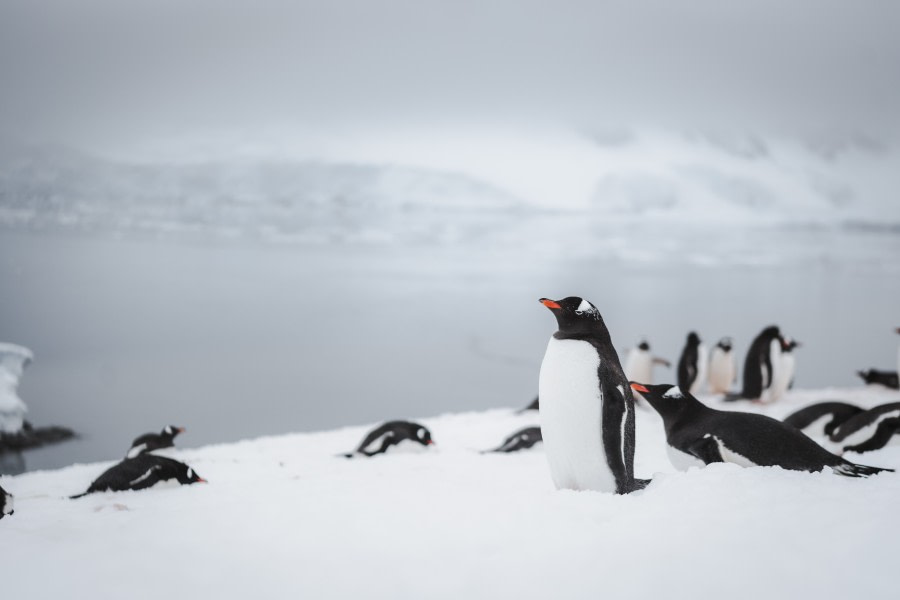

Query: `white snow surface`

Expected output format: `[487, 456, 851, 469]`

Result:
[2, 386, 900, 600]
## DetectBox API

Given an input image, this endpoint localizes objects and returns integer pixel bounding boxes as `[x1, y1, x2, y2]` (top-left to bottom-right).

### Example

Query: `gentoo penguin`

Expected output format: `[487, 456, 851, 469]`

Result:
[855, 369, 899, 390]
[782, 402, 864, 439]
[676, 332, 707, 395]
[70, 454, 206, 499]
[0, 484, 12, 519]
[707, 337, 736, 394]
[484, 426, 543, 453]
[724, 325, 782, 402]
[829, 402, 900, 455]
[538, 296, 646, 494]
[623, 339, 671, 385]
[517, 396, 539, 413]
[768, 338, 800, 403]
[342, 421, 434, 458]
[631, 382, 891, 477]
[896, 326, 900, 379]
[126, 425, 185, 458]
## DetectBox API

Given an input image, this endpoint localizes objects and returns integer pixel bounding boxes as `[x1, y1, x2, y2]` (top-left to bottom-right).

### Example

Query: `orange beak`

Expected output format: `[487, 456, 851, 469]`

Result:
[197, 478, 208, 483]
[630, 383, 649, 393]
[540, 298, 561, 309]
[427, 440, 435, 446]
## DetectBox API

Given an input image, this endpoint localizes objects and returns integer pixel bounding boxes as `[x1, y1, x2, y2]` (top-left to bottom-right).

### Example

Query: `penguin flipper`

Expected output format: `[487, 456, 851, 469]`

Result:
[69, 491, 91, 500]
[652, 357, 671, 368]
[687, 437, 724, 465]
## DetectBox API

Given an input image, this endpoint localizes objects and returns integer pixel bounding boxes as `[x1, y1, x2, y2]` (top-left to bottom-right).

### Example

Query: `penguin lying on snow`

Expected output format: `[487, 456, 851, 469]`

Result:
[71, 454, 206, 499]
[539, 296, 648, 494]
[0, 484, 12, 519]
[829, 403, 900, 455]
[782, 402, 864, 439]
[856, 369, 899, 390]
[127, 425, 185, 458]
[342, 421, 434, 458]
[677, 332, 707, 395]
[483, 426, 542, 453]
[632, 382, 891, 477]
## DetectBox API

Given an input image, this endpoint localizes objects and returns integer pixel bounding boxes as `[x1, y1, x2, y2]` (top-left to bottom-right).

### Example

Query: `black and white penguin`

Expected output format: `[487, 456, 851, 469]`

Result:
[724, 325, 782, 402]
[70, 454, 206, 499]
[342, 420, 434, 458]
[707, 337, 736, 394]
[677, 332, 707, 395]
[517, 396, 539, 413]
[126, 425, 185, 458]
[0, 484, 12, 519]
[828, 402, 900, 455]
[483, 426, 542, 453]
[623, 339, 671, 386]
[538, 296, 646, 494]
[896, 326, 900, 379]
[782, 402, 864, 439]
[768, 338, 800, 402]
[856, 369, 899, 389]
[631, 382, 891, 477]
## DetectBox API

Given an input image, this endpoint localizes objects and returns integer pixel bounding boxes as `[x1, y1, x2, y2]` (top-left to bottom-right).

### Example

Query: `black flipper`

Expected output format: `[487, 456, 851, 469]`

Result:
[687, 436, 724, 464]
[832, 461, 894, 478]
[600, 372, 636, 495]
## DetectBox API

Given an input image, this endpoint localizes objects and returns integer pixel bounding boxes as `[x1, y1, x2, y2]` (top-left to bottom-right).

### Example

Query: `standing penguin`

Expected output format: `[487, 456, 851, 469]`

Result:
[707, 337, 737, 394]
[631, 382, 891, 477]
[724, 325, 782, 402]
[768, 338, 800, 403]
[624, 339, 671, 385]
[677, 332, 707, 395]
[896, 327, 900, 379]
[0, 484, 12, 519]
[538, 296, 647, 494]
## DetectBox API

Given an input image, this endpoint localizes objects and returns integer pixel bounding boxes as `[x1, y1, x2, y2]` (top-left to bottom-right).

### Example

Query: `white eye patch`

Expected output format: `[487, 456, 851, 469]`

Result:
[576, 299, 593, 313]
[417, 428, 426, 439]
[187, 468, 194, 478]
[663, 386, 684, 399]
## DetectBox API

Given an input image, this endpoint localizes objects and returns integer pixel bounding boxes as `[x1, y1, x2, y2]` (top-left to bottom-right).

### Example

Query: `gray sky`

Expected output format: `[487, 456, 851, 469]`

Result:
[1, 0, 899, 147]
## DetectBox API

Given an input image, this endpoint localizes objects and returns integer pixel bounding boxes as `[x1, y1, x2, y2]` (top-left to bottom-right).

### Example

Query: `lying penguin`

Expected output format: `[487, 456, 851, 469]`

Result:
[483, 426, 542, 453]
[828, 402, 900, 455]
[70, 454, 206, 499]
[127, 425, 186, 458]
[782, 402, 864, 439]
[0, 484, 12, 519]
[341, 420, 434, 458]
[631, 382, 891, 477]
[856, 369, 899, 390]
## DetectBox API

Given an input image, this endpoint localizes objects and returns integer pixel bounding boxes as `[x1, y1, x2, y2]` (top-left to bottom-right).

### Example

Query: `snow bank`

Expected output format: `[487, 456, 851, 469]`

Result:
[2, 386, 899, 599]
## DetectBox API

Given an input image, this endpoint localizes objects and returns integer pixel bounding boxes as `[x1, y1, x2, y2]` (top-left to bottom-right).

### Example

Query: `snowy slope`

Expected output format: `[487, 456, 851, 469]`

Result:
[2, 386, 899, 599]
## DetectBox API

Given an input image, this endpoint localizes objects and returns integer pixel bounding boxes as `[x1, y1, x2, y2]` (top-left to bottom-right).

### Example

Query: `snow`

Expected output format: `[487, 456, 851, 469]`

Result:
[2, 386, 899, 599]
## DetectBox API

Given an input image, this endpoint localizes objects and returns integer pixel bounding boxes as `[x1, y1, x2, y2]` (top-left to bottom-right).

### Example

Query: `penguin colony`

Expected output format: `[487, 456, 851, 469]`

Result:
[0, 311, 896, 521]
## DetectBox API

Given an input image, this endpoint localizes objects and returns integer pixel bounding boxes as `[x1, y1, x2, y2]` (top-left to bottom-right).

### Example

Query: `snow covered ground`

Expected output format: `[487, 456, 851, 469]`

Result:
[2, 385, 899, 599]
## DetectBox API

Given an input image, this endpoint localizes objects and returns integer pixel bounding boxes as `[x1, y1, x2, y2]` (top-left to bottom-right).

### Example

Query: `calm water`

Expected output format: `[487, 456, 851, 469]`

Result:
[1, 226, 898, 473]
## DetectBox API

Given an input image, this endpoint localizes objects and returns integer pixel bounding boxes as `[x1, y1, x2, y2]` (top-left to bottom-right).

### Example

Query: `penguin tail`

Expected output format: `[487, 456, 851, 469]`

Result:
[69, 491, 90, 500]
[832, 461, 894, 478]
[630, 478, 652, 492]
[337, 452, 357, 459]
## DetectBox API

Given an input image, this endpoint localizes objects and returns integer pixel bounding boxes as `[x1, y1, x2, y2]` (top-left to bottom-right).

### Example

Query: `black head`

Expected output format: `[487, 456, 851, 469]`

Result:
[638, 339, 650, 351]
[686, 331, 701, 346]
[761, 325, 781, 339]
[629, 382, 698, 419]
[780, 337, 801, 352]
[539, 296, 608, 337]
[413, 425, 434, 447]
[895, 327, 900, 335]
[177, 464, 207, 485]
[716, 337, 733, 352]
[163, 425, 186, 437]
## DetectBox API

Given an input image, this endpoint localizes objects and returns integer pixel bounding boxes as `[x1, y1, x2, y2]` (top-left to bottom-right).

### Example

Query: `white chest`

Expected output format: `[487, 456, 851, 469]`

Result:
[538, 337, 617, 492]
[624, 349, 652, 384]
[707, 348, 735, 393]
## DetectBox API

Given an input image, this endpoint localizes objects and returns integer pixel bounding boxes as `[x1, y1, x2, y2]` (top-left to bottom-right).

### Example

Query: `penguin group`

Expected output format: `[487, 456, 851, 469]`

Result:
[535, 295, 894, 493]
